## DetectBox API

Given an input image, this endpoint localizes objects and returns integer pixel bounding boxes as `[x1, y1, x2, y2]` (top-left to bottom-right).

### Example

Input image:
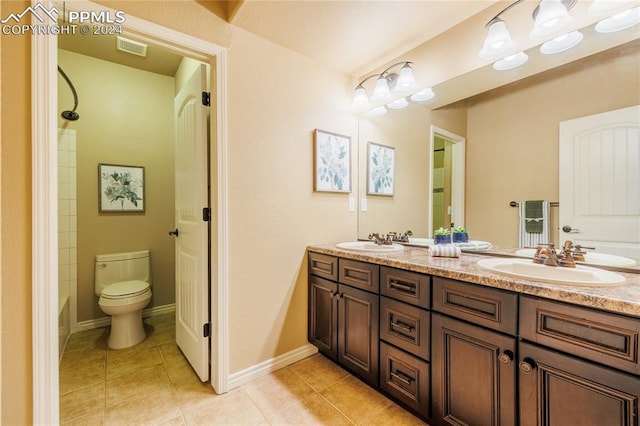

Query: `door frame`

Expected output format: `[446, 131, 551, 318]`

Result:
[31, 1, 229, 423]
[428, 126, 465, 236]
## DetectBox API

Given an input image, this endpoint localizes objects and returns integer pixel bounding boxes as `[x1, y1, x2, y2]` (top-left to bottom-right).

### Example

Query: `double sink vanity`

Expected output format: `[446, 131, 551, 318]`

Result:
[306, 242, 640, 425]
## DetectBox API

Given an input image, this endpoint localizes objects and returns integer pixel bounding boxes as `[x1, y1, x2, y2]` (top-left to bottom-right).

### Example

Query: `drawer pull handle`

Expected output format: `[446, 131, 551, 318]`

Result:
[390, 321, 414, 333]
[390, 371, 414, 386]
[389, 280, 416, 294]
[499, 350, 514, 365]
[519, 358, 536, 374]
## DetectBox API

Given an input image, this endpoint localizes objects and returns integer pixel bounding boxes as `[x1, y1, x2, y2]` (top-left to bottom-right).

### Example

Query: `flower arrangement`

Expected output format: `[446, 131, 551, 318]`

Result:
[433, 227, 452, 245]
[452, 226, 469, 243]
[434, 227, 451, 236]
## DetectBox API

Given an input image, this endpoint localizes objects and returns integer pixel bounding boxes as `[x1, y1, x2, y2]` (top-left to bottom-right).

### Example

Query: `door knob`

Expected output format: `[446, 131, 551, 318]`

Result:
[168, 228, 179, 237]
[562, 225, 580, 233]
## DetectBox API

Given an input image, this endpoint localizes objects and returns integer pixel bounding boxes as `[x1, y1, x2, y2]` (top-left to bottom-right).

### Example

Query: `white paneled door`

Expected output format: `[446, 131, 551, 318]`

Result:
[559, 105, 640, 259]
[174, 64, 210, 381]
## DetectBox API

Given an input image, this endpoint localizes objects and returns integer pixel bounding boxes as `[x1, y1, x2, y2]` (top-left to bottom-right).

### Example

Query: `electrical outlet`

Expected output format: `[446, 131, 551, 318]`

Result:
[361, 198, 368, 212]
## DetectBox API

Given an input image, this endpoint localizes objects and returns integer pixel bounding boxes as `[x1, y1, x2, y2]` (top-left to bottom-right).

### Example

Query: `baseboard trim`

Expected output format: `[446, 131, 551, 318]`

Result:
[228, 344, 319, 390]
[74, 303, 176, 333]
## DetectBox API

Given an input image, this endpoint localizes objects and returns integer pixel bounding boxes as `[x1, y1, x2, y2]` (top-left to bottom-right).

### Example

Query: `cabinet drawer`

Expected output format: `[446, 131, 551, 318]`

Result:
[308, 252, 337, 281]
[339, 259, 379, 293]
[432, 277, 518, 336]
[520, 296, 640, 376]
[381, 267, 430, 308]
[380, 297, 430, 361]
[380, 342, 430, 419]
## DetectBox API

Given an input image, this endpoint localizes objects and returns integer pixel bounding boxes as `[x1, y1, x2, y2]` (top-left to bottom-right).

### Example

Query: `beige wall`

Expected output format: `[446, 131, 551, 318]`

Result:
[1, 1, 32, 422]
[2, 1, 356, 421]
[465, 43, 640, 247]
[358, 104, 466, 239]
[59, 50, 176, 322]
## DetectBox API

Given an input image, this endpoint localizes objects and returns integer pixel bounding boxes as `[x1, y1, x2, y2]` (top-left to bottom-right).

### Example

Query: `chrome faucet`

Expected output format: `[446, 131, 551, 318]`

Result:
[392, 230, 413, 243]
[532, 240, 594, 268]
[368, 233, 393, 245]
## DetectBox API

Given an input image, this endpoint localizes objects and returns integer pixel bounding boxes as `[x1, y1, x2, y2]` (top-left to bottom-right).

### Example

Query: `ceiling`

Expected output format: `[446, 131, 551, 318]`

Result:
[59, 0, 500, 77]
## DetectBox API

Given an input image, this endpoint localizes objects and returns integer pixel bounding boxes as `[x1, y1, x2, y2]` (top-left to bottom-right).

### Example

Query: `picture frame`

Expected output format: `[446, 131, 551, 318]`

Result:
[367, 142, 395, 196]
[313, 129, 351, 193]
[98, 163, 145, 212]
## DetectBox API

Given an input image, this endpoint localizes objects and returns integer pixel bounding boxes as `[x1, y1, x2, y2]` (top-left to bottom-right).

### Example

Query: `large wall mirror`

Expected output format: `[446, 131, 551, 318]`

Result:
[357, 21, 640, 271]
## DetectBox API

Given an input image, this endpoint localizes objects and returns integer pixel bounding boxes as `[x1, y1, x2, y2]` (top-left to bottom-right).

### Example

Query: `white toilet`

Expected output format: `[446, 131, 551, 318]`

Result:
[95, 250, 152, 350]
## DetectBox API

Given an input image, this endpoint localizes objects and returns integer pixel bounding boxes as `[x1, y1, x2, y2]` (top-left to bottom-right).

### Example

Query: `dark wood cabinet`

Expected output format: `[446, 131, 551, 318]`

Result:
[308, 275, 338, 357]
[519, 342, 640, 426]
[431, 313, 517, 426]
[308, 253, 379, 386]
[337, 284, 379, 385]
[308, 249, 640, 425]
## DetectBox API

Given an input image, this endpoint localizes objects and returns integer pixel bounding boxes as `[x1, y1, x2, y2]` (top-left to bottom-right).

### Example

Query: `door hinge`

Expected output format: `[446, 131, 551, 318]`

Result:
[202, 91, 211, 107]
[203, 322, 212, 338]
[202, 207, 211, 222]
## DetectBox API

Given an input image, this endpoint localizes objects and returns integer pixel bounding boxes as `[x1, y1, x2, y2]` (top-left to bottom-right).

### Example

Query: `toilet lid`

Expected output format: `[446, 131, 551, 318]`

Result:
[101, 280, 149, 298]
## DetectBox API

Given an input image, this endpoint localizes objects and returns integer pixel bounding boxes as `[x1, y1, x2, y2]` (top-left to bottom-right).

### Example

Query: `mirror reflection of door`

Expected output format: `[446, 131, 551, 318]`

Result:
[432, 136, 453, 231]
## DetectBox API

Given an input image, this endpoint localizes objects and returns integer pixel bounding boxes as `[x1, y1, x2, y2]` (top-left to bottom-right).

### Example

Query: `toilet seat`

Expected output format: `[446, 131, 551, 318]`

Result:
[101, 280, 150, 299]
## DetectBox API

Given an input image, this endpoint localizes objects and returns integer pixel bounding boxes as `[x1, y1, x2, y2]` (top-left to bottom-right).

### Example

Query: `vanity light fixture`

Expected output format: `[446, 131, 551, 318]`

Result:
[387, 97, 409, 109]
[529, 0, 576, 40]
[595, 6, 640, 33]
[540, 30, 584, 54]
[479, 0, 577, 60]
[479, 19, 515, 59]
[493, 51, 529, 71]
[410, 88, 435, 102]
[352, 61, 416, 109]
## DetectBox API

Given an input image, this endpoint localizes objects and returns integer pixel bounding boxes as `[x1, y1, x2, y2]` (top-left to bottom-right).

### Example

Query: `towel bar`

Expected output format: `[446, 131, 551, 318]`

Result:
[509, 201, 559, 207]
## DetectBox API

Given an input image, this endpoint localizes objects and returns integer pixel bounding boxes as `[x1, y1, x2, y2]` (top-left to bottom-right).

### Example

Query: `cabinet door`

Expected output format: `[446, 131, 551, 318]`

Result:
[308, 275, 338, 360]
[338, 285, 379, 386]
[432, 313, 517, 426]
[519, 342, 640, 426]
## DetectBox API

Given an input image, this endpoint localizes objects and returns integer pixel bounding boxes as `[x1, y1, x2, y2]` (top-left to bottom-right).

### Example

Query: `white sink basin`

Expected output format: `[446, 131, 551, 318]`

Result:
[336, 241, 404, 252]
[515, 248, 637, 267]
[477, 258, 626, 287]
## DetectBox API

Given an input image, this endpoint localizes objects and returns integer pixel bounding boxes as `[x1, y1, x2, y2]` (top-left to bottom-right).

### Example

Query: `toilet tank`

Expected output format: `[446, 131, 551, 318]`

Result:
[94, 250, 151, 296]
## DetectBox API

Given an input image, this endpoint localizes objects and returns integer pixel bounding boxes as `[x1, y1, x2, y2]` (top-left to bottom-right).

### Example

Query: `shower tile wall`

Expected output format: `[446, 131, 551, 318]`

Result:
[58, 128, 77, 357]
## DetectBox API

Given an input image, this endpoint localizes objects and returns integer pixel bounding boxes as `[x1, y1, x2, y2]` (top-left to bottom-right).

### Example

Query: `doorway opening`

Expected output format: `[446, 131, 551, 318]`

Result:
[428, 126, 465, 237]
[32, 1, 229, 423]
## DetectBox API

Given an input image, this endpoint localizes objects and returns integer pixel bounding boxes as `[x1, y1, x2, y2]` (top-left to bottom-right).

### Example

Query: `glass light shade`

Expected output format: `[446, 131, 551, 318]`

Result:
[530, 0, 576, 40]
[589, 0, 633, 15]
[540, 31, 583, 54]
[387, 97, 409, 109]
[395, 64, 417, 92]
[479, 20, 515, 59]
[595, 6, 640, 33]
[352, 86, 369, 108]
[371, 76, 390, 101]
[410, 88, 435, 102]
[493, 51, 529, 71]
[366, 106, 387, 117]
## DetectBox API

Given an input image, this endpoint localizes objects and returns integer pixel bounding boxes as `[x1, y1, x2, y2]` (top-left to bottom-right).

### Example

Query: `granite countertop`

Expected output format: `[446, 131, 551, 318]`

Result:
[307, 243, 640, 318]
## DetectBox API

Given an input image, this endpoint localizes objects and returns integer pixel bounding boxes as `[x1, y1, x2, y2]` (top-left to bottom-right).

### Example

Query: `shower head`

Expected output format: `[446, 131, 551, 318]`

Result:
[57, 66, 80, 121]
[61, 110, 79, 121]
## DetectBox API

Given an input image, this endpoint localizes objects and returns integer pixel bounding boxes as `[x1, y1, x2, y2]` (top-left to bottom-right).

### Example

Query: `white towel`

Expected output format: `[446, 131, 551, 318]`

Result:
[429, 244, 461, 258]
[519, 200, 550, 247]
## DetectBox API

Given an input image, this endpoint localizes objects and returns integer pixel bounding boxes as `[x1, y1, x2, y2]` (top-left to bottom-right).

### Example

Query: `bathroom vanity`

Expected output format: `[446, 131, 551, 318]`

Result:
[307, 244, 640, 425]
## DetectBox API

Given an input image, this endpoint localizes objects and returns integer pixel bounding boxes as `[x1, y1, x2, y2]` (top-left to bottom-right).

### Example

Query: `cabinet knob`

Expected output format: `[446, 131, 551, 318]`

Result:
[499, 350, 514, 365]
[519, 358, 536, 374]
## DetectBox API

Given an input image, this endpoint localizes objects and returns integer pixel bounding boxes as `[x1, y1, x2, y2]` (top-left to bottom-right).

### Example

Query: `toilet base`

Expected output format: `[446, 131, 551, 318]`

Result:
[107, 310, 146, 350]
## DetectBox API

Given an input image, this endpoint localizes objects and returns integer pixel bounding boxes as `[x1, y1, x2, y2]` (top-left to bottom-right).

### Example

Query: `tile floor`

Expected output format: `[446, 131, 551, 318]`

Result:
[60, 312, 427, 425]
